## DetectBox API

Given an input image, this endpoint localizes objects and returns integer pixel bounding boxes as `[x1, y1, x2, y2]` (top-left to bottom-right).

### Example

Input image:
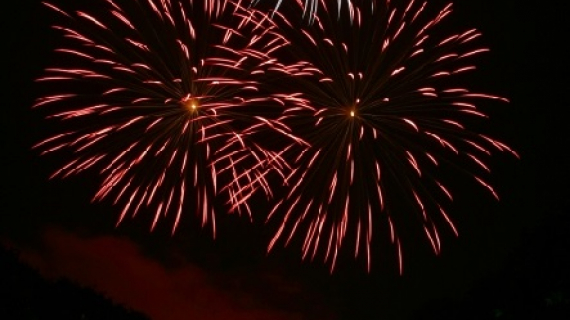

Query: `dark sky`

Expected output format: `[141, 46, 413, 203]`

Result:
[2, 0, 567, 320]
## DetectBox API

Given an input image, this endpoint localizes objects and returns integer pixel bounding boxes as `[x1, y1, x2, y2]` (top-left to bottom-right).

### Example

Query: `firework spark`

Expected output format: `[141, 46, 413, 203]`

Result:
[34, 0, 300, 236]
[264, 0, 519, 273]
[250, 0, 367, 22]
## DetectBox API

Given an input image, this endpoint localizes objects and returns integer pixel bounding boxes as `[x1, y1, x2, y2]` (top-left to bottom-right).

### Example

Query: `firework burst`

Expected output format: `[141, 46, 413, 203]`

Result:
[33, 0, 301, 236]
[264, 0, 519, 273]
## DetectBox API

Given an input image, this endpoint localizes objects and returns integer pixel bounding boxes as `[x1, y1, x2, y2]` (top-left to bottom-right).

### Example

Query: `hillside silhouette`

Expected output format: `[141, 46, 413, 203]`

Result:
[0, 245, 150, 320]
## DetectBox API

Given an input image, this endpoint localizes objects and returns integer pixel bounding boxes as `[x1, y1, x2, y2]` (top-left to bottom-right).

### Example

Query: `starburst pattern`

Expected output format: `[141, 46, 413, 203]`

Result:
[264, 0, 519, 273]
[34, 0, 517, 274]
[33, 0, 301, 236]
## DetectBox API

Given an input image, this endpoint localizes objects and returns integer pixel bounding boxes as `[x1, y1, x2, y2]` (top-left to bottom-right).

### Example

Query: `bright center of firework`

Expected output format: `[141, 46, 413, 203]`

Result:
[182, 97, 200, 113]
[350, 110, 355, 117]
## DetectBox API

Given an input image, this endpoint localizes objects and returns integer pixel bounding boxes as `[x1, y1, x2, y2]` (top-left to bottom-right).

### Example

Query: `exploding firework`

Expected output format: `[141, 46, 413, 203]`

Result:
[264, 0, 519, 273]
[33, 0, 301, 236]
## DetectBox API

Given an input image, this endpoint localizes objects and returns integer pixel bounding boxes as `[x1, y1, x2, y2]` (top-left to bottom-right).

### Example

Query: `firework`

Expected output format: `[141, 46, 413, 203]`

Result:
[33, 0, 300, 236]
[249, 0, 341, 22]
[264, 0, 519, 273]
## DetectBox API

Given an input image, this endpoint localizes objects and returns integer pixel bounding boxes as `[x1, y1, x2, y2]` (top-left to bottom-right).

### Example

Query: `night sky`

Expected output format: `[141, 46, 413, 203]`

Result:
[2, 1, 568, 320]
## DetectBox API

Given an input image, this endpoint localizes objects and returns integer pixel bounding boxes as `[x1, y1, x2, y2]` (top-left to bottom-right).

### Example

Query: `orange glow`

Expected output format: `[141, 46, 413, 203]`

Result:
[182, 97, 200, 112]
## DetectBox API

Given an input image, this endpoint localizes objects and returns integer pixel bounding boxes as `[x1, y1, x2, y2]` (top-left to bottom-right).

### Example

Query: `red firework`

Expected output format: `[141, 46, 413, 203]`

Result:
[264, 0, 519, 273]
[33, 0, 301, 236]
